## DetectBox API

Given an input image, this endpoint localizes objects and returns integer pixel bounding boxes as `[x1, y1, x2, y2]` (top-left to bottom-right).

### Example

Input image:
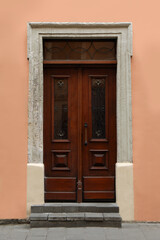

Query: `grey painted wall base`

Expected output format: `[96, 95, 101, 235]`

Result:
[0, 219, 29, 225]
[27, 22, 133, 220]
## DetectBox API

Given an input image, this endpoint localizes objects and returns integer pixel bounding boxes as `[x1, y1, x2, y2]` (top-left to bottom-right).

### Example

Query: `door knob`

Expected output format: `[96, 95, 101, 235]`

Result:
[84, 123, 88, 146]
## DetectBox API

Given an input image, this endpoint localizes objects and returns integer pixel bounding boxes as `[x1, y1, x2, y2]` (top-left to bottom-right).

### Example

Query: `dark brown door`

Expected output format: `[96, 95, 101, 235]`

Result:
[82, 67, 116, 201]
[44, 67, 78, 201]
[44, 66, 116, 202]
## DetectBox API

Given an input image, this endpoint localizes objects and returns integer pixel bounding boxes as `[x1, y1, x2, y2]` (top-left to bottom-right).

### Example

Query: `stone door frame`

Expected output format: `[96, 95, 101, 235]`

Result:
[27, 22, 134, 220]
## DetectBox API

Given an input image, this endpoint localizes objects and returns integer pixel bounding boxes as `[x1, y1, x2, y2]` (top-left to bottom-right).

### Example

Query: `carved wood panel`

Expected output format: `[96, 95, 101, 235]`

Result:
[89, 150, 109, 170]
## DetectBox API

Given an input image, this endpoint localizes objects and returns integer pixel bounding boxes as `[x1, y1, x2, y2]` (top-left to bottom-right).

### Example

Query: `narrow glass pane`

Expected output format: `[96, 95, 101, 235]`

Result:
[92, 78, 105, 139]
[54, 78, 68, 139]
[44, 40, 116, 60]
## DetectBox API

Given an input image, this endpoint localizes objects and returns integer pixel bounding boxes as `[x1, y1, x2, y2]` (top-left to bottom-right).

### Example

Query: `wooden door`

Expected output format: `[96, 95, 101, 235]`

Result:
[82, 67, 116, 201]
[44, 66, 116, 202]
[44, 67, 78, 201]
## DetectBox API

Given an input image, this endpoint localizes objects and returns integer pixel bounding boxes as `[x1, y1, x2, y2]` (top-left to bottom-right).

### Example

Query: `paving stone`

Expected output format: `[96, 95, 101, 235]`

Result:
[48, 213, 67, 221]
[85, 227, 105, 234]
[0, 234, 9, 240]
[65, 233, 85, 240]
[85, 213, 103, 221]
[104, 227, 124, 239]
[84, 229, 106, 240]
[67, 213, 85, 221]
[7, 230, 28, 240]
[0, 223, 160, 239]
[47, 235, 66, 240]
[28, 227, 48, 236]
[30, 213, 48, 221]
[47, 237, 64, 240]
[123, 229, 146, 240]
[141, 228, 160, 240]
[48, 227, 66, 233]
[65, 237, 85, 240]
[0, 225, 13, 234]
[10, 234, 28, 240]
[0, 227, 28, 240]
[84, 234, 106, 240]
[13, 224, 30, 231]
[66, 227, 87, 235]
[26, 237, 46, 240]
[122, 222, 140, 228]
[47, 229, 67, 240]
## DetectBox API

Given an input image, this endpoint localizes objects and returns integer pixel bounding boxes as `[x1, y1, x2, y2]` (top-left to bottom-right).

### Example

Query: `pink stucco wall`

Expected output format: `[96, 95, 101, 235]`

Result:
[0, 0, 160, 220]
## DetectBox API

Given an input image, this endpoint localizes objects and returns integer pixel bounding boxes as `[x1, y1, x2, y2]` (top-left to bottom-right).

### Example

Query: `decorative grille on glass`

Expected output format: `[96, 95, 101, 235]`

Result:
[92, 78, 106, 139]
[54, 78, 68, 139]
[43, 40, 116, 60]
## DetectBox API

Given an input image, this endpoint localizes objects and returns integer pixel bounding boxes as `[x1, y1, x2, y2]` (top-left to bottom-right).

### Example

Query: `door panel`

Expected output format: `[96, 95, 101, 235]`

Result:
[44, 67, 78, 201]
[44, 66, 116, 202]
[82, 68, 116, 201]
[45, 178, 77, 201]
[83, 176, 115, 200]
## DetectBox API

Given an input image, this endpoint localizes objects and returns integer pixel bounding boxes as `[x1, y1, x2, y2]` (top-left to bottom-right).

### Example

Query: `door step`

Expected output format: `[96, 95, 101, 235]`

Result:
[30, 203, 122, 228]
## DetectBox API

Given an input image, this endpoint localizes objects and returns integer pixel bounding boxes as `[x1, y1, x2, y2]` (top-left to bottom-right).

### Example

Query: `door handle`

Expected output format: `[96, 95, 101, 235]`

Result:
[84, 123, 88, 146]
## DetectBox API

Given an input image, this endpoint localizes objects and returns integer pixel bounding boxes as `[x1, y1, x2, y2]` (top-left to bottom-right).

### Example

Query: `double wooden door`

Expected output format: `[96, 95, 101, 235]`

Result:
[44, 65, 116, 202]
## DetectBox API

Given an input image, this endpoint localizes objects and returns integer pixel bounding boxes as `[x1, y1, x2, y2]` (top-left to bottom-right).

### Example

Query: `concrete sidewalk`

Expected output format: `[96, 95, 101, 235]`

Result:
[0, 223, 160, 240]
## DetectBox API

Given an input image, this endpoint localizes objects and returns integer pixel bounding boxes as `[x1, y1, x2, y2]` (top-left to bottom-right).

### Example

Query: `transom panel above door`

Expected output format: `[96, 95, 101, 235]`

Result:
[44, 65, 116, 202]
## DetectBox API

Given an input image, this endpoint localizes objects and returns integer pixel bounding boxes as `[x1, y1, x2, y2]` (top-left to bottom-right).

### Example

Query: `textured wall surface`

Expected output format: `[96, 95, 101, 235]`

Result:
[0, 0, 160, 220]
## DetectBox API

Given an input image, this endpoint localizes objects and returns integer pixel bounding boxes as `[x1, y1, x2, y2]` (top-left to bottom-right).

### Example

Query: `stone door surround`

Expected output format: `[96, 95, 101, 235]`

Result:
[27, 22, 134, 220]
